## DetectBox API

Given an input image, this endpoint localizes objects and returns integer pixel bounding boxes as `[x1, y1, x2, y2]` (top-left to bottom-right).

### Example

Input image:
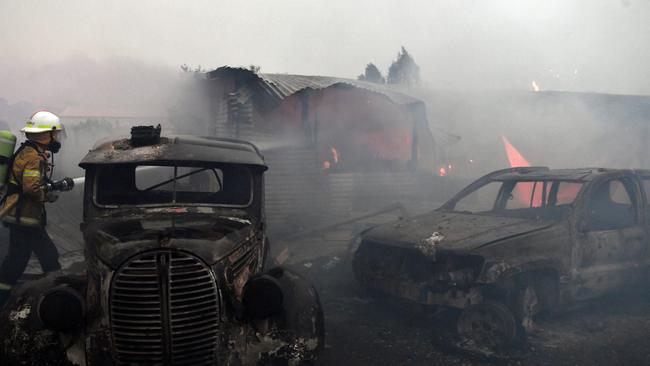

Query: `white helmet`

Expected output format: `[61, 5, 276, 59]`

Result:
[21, 111, 64, 134]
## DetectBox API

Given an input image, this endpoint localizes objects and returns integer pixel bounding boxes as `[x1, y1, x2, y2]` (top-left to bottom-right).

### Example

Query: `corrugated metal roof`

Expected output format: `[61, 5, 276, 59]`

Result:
[207, 67, 423, 106]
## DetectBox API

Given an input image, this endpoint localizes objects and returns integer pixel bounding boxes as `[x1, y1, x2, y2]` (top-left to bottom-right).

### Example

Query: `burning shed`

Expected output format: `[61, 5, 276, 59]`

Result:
[205, 67, 443, 235]
[205, 67, 435, 170]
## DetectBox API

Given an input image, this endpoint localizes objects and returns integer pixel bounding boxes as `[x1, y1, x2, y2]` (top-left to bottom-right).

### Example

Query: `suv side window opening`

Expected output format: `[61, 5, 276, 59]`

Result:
[452, 181, 502, 213]
[452, 179, 583, 218]
[584, 178, 638, 231]
[500, 180, 582, 211]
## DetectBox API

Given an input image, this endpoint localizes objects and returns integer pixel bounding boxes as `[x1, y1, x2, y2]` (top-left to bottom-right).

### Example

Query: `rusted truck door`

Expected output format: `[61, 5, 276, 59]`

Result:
[574, 176, 647, 300]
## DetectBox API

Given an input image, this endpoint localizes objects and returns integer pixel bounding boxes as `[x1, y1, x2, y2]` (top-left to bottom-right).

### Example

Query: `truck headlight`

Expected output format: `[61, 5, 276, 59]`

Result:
[242, 273, 284, 319]
[38, 286, 84, 333]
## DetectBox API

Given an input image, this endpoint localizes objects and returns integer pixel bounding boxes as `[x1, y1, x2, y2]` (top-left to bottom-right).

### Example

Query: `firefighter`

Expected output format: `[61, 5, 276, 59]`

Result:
[0, 111, 74, 309]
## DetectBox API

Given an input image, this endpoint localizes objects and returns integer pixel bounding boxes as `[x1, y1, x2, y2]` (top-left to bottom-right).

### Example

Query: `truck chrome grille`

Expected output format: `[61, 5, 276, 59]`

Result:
[110, 250, 220, 366]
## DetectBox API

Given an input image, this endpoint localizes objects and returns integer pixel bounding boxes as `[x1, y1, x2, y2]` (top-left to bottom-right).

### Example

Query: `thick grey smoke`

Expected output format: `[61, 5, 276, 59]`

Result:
[1, 0, 649, 96]
[0, 0, 649, 179]
[423, 90, 650, 178]
[1, 4, 650, 364]
[0, 56, 209, 178]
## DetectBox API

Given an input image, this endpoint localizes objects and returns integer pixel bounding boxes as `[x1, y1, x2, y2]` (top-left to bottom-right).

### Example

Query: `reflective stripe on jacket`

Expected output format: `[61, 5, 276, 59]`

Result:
[2, 143, 48, 227]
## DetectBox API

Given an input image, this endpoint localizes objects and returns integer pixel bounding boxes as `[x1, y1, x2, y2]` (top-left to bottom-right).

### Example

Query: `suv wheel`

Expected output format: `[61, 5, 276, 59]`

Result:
[456, 300, 518, 350]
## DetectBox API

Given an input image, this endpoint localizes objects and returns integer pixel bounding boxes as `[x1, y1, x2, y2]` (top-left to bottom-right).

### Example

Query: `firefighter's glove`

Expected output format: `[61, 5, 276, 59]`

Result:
[45, 177, 75, 192]
[46, 191, 59, 203]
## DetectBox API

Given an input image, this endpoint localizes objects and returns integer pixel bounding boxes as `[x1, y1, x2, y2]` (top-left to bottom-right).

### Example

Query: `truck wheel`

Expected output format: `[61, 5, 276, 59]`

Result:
[457, 300, 518, 350]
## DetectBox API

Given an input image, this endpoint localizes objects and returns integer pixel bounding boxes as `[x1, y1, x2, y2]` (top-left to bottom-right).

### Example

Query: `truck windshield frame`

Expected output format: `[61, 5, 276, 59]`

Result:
[93, 163, 254, 209]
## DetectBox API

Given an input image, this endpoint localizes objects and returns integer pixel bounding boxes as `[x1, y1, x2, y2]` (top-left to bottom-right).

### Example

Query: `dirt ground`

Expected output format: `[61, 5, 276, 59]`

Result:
[286, 252, 650, 366]
[5, 222, 650, 365]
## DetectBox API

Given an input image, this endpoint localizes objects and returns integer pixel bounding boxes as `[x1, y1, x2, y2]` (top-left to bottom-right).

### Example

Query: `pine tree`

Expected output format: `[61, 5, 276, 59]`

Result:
[357, 63, 385, 84]
[387, 47, 421, 86]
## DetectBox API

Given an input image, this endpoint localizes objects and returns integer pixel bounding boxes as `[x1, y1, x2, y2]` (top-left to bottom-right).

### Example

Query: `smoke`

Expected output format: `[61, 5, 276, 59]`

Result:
[0, 1, 648, 227]
[1, 0, 649, 95]
[421, 89, 650, 177]
[1, 4, 650, 361]
[0, 0, 647, 177]
[0, 55, 211, 179]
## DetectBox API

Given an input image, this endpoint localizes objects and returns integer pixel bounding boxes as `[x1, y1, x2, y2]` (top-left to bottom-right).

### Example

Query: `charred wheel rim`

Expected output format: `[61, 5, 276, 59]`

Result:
[110, 250, 220, 366]
[457, 300, 517, 350]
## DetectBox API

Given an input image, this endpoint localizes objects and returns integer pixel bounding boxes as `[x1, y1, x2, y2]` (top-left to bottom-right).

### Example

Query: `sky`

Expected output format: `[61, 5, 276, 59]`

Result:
[1, 0, 649, 104]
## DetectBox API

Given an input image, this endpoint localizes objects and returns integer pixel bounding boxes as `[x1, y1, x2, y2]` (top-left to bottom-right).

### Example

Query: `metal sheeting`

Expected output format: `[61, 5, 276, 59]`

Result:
[263, 147, 326, 234]
[207, 67, 424, 106]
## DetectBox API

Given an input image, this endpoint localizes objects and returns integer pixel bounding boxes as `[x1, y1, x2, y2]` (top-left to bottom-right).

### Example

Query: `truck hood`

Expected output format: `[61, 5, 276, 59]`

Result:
[85, 215, 258, 269]
[362, 210, 555, 253]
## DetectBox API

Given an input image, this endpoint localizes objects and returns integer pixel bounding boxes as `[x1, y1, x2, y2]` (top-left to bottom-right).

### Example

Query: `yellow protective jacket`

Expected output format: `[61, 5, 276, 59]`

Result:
[1, 141, 49, 227]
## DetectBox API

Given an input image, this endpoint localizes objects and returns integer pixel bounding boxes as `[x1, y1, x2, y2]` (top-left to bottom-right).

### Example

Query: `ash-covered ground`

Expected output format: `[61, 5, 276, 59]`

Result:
[4, 223, 650, 365]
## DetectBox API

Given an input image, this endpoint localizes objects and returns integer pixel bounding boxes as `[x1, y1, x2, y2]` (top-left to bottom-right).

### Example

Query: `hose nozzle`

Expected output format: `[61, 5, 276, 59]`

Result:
[46, 177, 74, 192]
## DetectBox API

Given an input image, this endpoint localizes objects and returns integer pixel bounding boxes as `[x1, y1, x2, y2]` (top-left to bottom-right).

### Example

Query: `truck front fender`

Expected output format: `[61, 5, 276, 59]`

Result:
[0, 273, 86, 366]
[241, 267, 325, 365]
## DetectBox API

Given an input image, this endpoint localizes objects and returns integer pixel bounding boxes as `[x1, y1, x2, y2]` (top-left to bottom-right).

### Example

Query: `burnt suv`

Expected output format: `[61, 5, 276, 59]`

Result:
[0, 127, 324, 366]
[353, 167, 650, 346]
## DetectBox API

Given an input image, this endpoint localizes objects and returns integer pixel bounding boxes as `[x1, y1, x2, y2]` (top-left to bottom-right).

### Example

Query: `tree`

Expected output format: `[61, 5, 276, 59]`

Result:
[180, 64, 206, 73]
[180, 64, 207, 81]
[387, 47, 421, 86]
[357, 63, 385, 84]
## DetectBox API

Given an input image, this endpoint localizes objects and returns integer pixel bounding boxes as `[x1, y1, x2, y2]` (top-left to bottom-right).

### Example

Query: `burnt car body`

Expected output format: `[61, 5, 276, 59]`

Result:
[0, 130, 324, 366]
[353, 167, 650, 345]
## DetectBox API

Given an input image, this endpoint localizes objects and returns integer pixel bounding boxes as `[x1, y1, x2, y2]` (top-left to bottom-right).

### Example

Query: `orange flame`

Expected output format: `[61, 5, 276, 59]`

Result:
[501, 136, 580, 206]
[502, 136, 531, 168]
[502, 136, 533, 205]
[331, 147, 340, 164]
[531, 80, 541, 92]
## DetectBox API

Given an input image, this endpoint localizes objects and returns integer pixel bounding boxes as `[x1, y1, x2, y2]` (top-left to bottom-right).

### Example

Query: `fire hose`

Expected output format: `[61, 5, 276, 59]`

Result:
[0, 177, 76, 219]
[0, 166, 161, 219]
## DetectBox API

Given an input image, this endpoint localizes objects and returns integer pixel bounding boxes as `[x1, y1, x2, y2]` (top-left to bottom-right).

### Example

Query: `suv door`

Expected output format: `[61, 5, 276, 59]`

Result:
[575, 176, 647, 300]
[636, 173, 650, 261]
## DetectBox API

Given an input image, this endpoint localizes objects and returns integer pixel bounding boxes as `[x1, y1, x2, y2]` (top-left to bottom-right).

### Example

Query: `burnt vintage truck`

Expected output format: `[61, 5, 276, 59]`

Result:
[0, 127, 324, 365]
[354, 167, 650, 347]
